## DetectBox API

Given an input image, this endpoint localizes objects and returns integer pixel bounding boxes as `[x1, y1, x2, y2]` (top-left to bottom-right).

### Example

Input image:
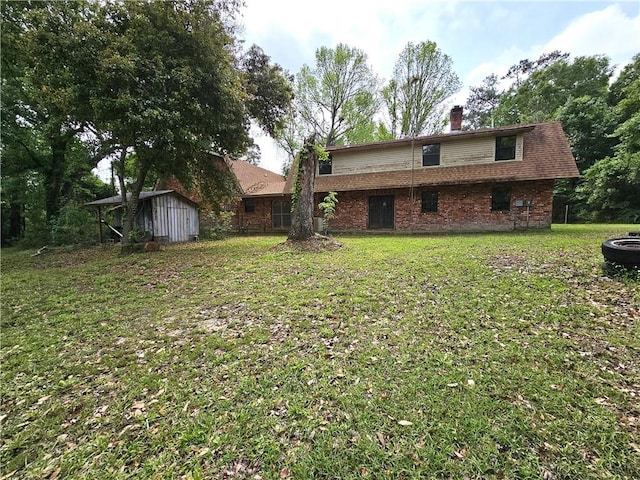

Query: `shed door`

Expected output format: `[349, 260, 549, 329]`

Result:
[369, 195, 394, 229]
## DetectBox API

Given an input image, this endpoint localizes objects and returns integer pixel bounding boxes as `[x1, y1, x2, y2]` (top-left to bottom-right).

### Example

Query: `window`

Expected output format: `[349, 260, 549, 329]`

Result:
[421, 191, 438, 213]
[422, 143, 440, 166]
[272, 200, 291, 229]
[491, 186, 511, 211]
[495, 136, 516, 161]
[319, 155, 332, 175]
[244, 199, 256, 213]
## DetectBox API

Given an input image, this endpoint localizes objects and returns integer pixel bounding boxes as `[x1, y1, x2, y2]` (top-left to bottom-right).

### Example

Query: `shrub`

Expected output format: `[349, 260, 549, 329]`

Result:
[200, 210, 234, 240]
[50, 201, 97, 246]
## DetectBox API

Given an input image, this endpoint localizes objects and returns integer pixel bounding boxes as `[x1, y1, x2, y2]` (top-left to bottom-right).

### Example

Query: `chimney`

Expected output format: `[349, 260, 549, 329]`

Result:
[450, 105, 463, 132]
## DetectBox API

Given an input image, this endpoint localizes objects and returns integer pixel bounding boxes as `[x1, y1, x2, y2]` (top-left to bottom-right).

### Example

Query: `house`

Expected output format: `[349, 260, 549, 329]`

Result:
[228, 160, 290, 232]
[86, 190, 200, 243]
[234, 107, 580, 233]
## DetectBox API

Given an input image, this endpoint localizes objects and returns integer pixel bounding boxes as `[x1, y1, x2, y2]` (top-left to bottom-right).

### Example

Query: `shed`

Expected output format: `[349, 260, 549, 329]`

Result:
[86, 190, 199, 243]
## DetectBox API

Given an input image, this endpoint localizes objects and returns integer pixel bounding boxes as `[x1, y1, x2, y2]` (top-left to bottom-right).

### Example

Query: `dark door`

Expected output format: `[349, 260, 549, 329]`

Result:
[368, 195, 394, 229]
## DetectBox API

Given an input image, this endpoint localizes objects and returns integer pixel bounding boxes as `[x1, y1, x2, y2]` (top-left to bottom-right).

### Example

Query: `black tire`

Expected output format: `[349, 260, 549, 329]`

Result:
[601, 237, 640, 268]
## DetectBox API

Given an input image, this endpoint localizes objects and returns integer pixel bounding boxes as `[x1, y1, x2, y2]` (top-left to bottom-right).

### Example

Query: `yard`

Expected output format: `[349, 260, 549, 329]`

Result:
[1, 225, 639, 479]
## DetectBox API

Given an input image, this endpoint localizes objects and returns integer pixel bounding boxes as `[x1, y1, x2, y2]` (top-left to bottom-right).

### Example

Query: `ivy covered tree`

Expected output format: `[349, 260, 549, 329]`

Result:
[288, 138, 322, 241]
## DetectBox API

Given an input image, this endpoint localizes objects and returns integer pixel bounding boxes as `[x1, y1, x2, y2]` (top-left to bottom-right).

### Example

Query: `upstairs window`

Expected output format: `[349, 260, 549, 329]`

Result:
[422, 143, 440, 166]
[495, 136, 516, 161]
[421, 191, 438, 213]
[491, 186, 512, 211]
[319, 155, 332, 175]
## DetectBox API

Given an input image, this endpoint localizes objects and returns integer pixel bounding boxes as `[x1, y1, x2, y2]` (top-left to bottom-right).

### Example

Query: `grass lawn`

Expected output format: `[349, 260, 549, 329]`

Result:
[1, 225, 639, 479]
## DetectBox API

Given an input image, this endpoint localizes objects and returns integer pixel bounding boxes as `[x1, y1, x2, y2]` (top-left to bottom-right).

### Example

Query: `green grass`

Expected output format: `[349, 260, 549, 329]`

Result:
[1, 225, 639, 479]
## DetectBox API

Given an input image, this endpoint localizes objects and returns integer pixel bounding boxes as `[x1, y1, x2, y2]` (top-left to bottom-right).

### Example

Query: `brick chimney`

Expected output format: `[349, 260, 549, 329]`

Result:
[450, 105, 463, 132]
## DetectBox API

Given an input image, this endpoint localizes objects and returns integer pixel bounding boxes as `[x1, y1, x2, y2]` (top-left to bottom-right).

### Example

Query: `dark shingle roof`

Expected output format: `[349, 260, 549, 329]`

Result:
[229, 160, 288, 197]
[313, 122, 578, 192]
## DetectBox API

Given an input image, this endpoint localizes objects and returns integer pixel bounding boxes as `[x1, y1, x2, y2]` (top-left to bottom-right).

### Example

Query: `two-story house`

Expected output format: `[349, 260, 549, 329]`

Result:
[233, 107, 579, 233]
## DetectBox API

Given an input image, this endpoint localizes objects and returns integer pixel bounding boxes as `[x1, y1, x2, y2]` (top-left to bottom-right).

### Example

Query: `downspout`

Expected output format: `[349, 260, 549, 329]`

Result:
[410, 138, 415, 233]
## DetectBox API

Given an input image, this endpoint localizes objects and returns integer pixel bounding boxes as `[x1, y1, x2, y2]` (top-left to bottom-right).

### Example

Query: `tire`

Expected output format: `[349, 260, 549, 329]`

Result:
[601, 237, 640, 268]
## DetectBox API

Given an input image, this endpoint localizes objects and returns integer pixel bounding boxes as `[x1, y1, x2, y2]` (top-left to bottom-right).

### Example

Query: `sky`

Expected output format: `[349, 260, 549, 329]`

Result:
[238, 0, 640, 175]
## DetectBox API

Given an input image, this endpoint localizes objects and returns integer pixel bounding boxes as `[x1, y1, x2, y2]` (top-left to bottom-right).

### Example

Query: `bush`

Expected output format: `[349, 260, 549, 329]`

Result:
[50, 201, 97, 246]
[200, 210, 234, 240]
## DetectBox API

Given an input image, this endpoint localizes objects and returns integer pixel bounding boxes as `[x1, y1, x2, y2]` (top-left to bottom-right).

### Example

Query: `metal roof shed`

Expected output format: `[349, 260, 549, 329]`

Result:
[86, 190, 199, 243]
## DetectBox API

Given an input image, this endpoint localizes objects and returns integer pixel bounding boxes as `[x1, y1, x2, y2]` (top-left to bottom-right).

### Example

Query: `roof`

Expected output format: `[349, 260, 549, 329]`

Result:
[313, 122, 578, 192]
[325, 123, 536, 153]
[86, 190, 199, 207]
[229, 160, 288, 197]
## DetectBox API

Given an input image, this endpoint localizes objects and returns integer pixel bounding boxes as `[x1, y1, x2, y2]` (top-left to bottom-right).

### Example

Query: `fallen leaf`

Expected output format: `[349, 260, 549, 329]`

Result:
[453, 448, 466, 459]
[131, 401, 145, 410]
[37, 395, 51, 405]
[447, 383, 458, 388]
[49, 467, 61, 480]
[0, 471, 17, 480]
[280, 467, 290, 478]
[467, 379, 475, 387]
[360, 467, 370, 476]
[398, 420, 413, 426]
[376, 432, 385, 446]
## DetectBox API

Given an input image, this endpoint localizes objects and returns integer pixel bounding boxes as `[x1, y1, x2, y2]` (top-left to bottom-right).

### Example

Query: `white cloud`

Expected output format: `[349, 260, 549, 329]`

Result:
[242, 1, 640, 174]
[539, 4, 640, 74]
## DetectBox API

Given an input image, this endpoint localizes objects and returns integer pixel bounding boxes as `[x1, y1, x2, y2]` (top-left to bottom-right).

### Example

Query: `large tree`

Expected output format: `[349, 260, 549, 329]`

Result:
[90, 0, 291, 244]
[382, 41, 461, 137]
[494, 54, 612, 125]
[576, 54, 640, 222]
[1, 0, 108, 228]
[463, 74, 501, 130]
[295, 43, 380, 147]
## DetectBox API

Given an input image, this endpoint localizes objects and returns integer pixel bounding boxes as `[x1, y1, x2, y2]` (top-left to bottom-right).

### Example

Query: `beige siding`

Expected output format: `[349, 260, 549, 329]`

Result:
[332, 145, 411, 175]
[332, 134, 524, 174]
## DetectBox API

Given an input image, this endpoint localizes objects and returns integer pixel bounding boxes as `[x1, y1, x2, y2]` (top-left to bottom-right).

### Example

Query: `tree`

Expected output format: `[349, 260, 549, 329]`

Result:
[295, 43, 380, 147]
[90, 0, 291, 244]
[318, 191, 338, 234]
[463, 74, 501, 130]
[382, 41, 461, 137]
[502, 50, 569, 87]
[1, 0, 108, 228]
[242, 44, 294, 138]
[557, 95, 617, 172]
[575, 56, 640, 223]
[288, 138, 322, 240]
[495, 54, 612, 125]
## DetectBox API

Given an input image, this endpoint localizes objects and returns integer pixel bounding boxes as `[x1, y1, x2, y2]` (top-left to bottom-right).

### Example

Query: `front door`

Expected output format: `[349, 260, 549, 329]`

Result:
[368, 195, 394, 229]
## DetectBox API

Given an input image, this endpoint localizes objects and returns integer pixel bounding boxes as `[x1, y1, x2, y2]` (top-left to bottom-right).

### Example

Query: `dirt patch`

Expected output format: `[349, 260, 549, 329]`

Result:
[272, 235, 344, 253]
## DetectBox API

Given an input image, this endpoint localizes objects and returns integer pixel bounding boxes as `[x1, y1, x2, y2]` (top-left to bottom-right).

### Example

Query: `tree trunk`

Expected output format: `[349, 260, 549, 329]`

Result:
[119, 155, 150, 247]
[288, 138, 317, 241]
[44, 139, 67, 224]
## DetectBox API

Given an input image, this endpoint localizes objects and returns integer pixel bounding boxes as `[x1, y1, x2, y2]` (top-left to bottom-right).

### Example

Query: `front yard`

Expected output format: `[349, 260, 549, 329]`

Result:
[1, 225, 639, 479]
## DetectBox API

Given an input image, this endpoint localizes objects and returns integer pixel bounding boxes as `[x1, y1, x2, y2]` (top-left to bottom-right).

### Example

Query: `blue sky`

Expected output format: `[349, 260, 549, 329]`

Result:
[239, 0, 640, 173]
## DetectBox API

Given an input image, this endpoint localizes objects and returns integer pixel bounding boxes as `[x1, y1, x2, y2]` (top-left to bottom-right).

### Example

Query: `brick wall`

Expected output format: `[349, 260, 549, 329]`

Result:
[232, 197, 278, 232]
[315, 180, 554, 232]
